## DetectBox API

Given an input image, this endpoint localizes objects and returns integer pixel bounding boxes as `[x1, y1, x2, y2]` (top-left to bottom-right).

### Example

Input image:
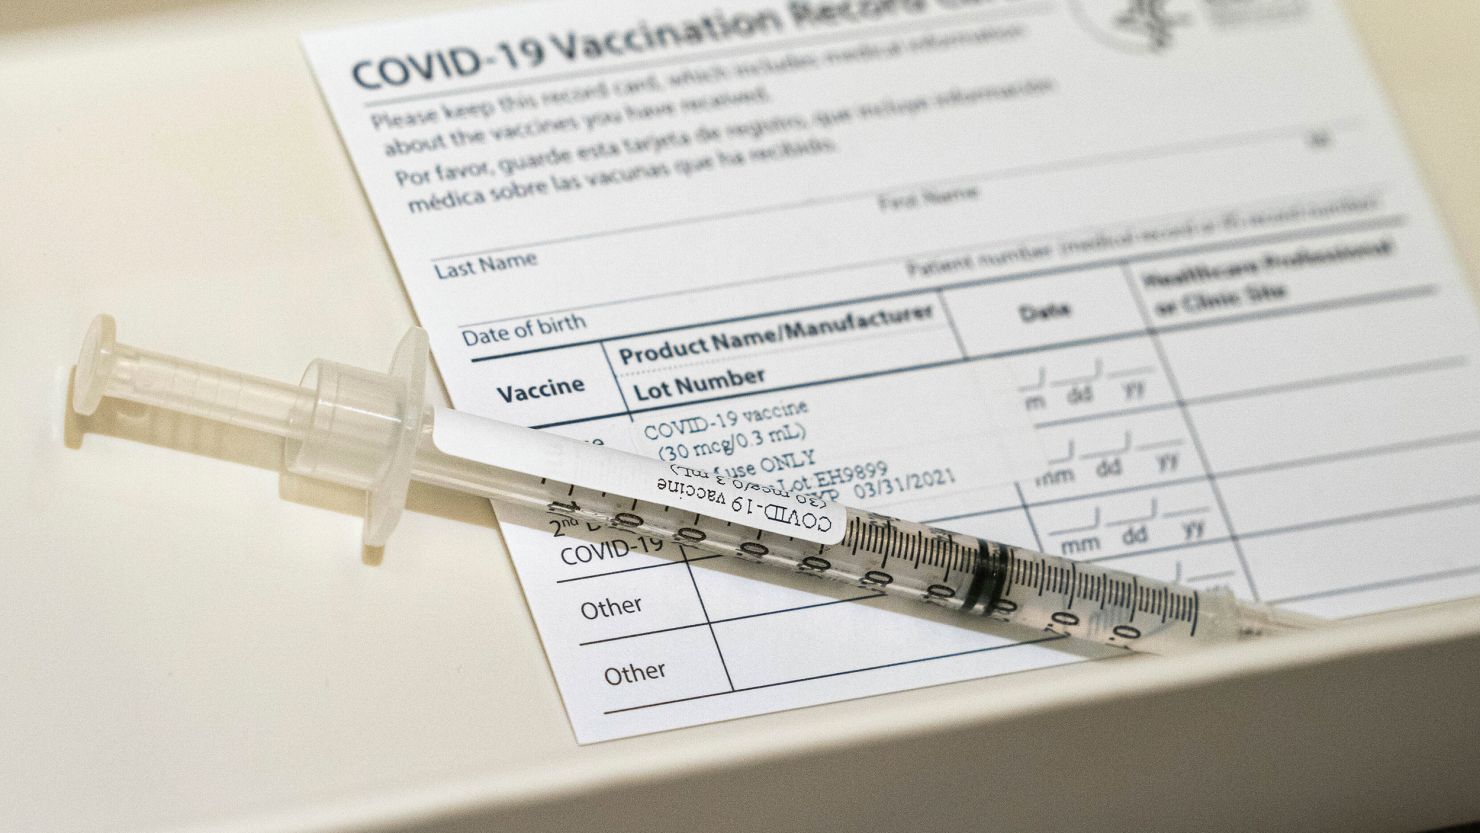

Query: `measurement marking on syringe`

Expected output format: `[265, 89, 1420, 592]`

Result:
[545, 441, 1480, 594]
[548, 440, 1480, 592]
[569, 490, 1480, 614]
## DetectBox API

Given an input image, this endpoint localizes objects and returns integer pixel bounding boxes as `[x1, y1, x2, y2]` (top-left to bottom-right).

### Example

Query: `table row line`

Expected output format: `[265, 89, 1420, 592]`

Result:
[458, 274, 1438, 428]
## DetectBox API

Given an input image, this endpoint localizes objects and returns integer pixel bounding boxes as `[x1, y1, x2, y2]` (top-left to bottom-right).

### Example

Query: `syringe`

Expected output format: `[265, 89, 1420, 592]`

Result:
[71, 315, 1322, 654]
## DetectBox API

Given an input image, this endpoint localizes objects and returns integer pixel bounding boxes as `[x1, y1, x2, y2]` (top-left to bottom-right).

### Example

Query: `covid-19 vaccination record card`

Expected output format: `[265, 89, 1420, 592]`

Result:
[303, 0, 1480, 742]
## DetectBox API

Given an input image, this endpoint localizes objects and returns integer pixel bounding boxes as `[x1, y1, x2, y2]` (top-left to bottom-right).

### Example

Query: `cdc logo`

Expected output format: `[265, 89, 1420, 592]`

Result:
[1067, 0, 1192, 53]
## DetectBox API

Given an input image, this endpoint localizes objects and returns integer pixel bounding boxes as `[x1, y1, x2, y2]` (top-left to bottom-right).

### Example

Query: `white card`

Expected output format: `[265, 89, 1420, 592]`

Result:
[304, 0, 1480, 742]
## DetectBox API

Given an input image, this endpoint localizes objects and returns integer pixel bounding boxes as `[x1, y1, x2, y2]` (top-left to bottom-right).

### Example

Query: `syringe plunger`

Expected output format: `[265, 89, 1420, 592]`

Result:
[74, 315, 429, 545]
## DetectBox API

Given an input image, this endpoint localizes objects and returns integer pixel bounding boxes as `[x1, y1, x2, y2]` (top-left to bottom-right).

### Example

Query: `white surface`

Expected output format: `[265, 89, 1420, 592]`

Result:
[303, 0, 1480, 744]
[2, 1, 1480, 831]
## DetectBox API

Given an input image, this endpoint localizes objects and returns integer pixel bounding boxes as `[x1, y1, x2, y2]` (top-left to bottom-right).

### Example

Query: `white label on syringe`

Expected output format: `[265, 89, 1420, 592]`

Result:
[432, 408, 846, 545]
